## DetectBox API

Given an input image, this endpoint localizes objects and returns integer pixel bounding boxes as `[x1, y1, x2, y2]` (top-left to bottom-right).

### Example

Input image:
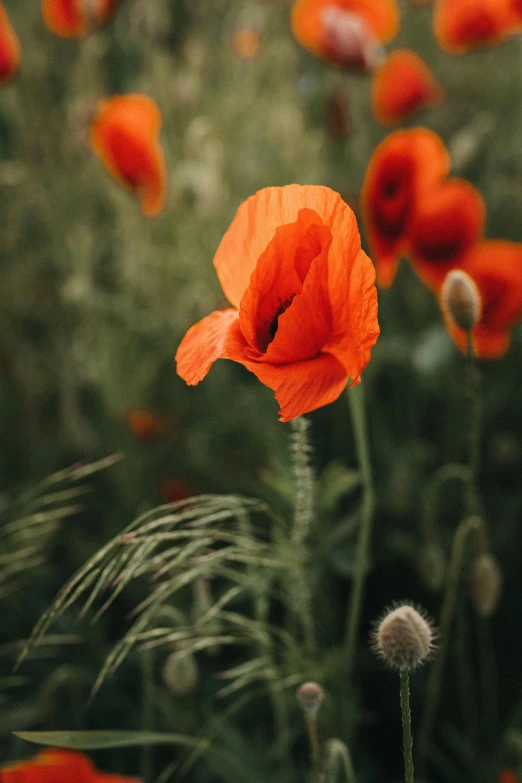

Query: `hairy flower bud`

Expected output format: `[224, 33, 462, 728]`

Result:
[441, 269, 482, 331]
[469, 553, 502, 617]
[374, 603, 435, 670]
[296, 681, 325, 718]
[162, 652, 198, 695]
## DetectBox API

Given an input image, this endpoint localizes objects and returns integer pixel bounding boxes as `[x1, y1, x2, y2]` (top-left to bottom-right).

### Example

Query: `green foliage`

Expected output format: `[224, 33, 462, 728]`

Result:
[3, 1, 522, 782]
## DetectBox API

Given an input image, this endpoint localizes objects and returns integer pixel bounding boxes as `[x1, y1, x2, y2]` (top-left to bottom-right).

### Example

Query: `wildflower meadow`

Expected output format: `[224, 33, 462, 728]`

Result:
[2, 1, 522, 782]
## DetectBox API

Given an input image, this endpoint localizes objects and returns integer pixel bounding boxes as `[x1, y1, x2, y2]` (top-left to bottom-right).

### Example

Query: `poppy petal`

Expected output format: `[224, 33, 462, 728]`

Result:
[434, 0, 514, 53]
[215, 184, 362, 307]
[371, 49, 445, 126]
[42, 0, 116, 37]
[245, 351, 350, 421]
[0, 2, 20, 87]
[238, 208, 333, 355]
[175, 309, 246, 385]
[90, 94, 167, 217]
[360, 128, 450, 287]
[408, 179, 485, 291]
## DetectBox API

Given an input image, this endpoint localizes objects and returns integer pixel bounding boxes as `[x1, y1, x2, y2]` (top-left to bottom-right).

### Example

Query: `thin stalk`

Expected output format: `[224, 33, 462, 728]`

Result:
[418, 515, 482, 769]
[322, 738, 356, 783]
[344, 381, 375, 679]
[140, 649, 154, 783]
[305, 715, 320, 774]
[466, 334, 482, 518]
[400, 669, 415, 783]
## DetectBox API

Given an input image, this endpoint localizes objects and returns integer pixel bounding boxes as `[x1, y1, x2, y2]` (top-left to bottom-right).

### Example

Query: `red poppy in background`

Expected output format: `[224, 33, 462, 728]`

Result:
[408, 179, 485, 291]
[499, 771, 518, 783]
[291, 0, 400, 71]
[160, 477, 194, 503]
[360, 128, 450, 287]
[441, 240, 522, 358]
[176, 185, 379, 422]
[89, 94, 167, 217]
[1, 748, 140, 783]
[371, 49, 445, 126]
[127, 408, 173, 440]
[0, 2, 20, 87]
[434, 0, 514, 54]
[42, 0, 116, 37]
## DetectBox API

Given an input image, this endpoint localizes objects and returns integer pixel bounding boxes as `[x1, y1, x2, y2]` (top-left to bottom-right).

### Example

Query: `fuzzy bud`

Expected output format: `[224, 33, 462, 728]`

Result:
[162, 652, 198, 695]
[469, 553, 502, 617]
[296, 682, 325, 719]
[441, 270, 482, 331]
[320, 7, 384, 71]
[374, 603, 435, 671]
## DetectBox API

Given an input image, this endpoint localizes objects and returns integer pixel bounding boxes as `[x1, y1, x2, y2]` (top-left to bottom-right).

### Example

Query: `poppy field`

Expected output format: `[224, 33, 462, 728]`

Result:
[2, 1, 522, 782]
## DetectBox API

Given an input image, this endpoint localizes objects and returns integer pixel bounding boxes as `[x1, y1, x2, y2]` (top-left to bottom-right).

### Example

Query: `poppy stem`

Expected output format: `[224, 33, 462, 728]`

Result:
[344, 381, 375, 680]
[466, 333, 482, 518]
[305, 714, 321, 774]
[417, 515, 482, 770]
[400, 668, 415, 783]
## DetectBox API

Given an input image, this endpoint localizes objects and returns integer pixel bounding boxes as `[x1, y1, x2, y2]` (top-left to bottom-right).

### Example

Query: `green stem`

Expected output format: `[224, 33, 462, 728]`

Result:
[322, 738, 356, 783]
[466, 333, 481, 517]
[400, 669, 415, 783]
[344, 381, 375, 679]
[418, 515, 482, 769]
[141, 649, 154, 783]
[305, 715, 320, 775]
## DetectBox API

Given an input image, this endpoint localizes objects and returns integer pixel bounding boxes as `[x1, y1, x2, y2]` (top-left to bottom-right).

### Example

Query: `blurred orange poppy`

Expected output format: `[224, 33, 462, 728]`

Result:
[0, 2, 20, 87]
[176, 185, 379, 421]
[408, 179, 485, 291]
[371, 49, 445, 126]
[499, 772, 518, 783]
[1, 748, 140, 783]
[291, 0, 400, 71]
[441, 240, 522, 358]
[89, 94, 167, 217]
[360, 128, 450, 287]
[42, 0, 116, 37]
[232, 27, 260, 59]
[434, 0, 514, 54]
[160, 477, 194, 503]
[127, 408, 173, 440]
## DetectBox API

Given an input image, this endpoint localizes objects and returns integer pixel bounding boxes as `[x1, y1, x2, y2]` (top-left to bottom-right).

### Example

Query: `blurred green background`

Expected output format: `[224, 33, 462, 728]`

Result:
[2, 1, 522, 781]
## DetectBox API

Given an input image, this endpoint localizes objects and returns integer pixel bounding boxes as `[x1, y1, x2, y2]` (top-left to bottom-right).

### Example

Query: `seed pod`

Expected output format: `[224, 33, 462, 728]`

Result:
[162, 652, 198, 695]
[469, 553, 502, 617]
[296, 681, 325, 718]
[417, 543, 446, 591]
[374, 603, 435, 670]
[441, 269, 481, 331]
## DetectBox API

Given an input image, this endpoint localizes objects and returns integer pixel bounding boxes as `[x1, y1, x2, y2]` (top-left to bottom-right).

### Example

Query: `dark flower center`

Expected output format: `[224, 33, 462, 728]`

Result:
[267, 294, 296, 342]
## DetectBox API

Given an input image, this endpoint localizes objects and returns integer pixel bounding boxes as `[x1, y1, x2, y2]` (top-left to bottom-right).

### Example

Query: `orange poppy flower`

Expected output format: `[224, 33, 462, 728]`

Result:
[0, 2, 20, 88]
[371, 49, 445, 126]
[42, 0, 116, 37]
[499, 772, 518, 783]
[360, 128, 450, 287]
[434, 0, 514, 54]
[441, 240, 522, 358]
[127, 408, 173, 440]
[232, 27, 261, 59]
[1, 748, 141, 783]
[160, 477, 194, 503]
[176, 185, 379, 422]
[408, 179, 485, 291]
[89, 94, 167, 217]
[291, 0, 400, 71]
